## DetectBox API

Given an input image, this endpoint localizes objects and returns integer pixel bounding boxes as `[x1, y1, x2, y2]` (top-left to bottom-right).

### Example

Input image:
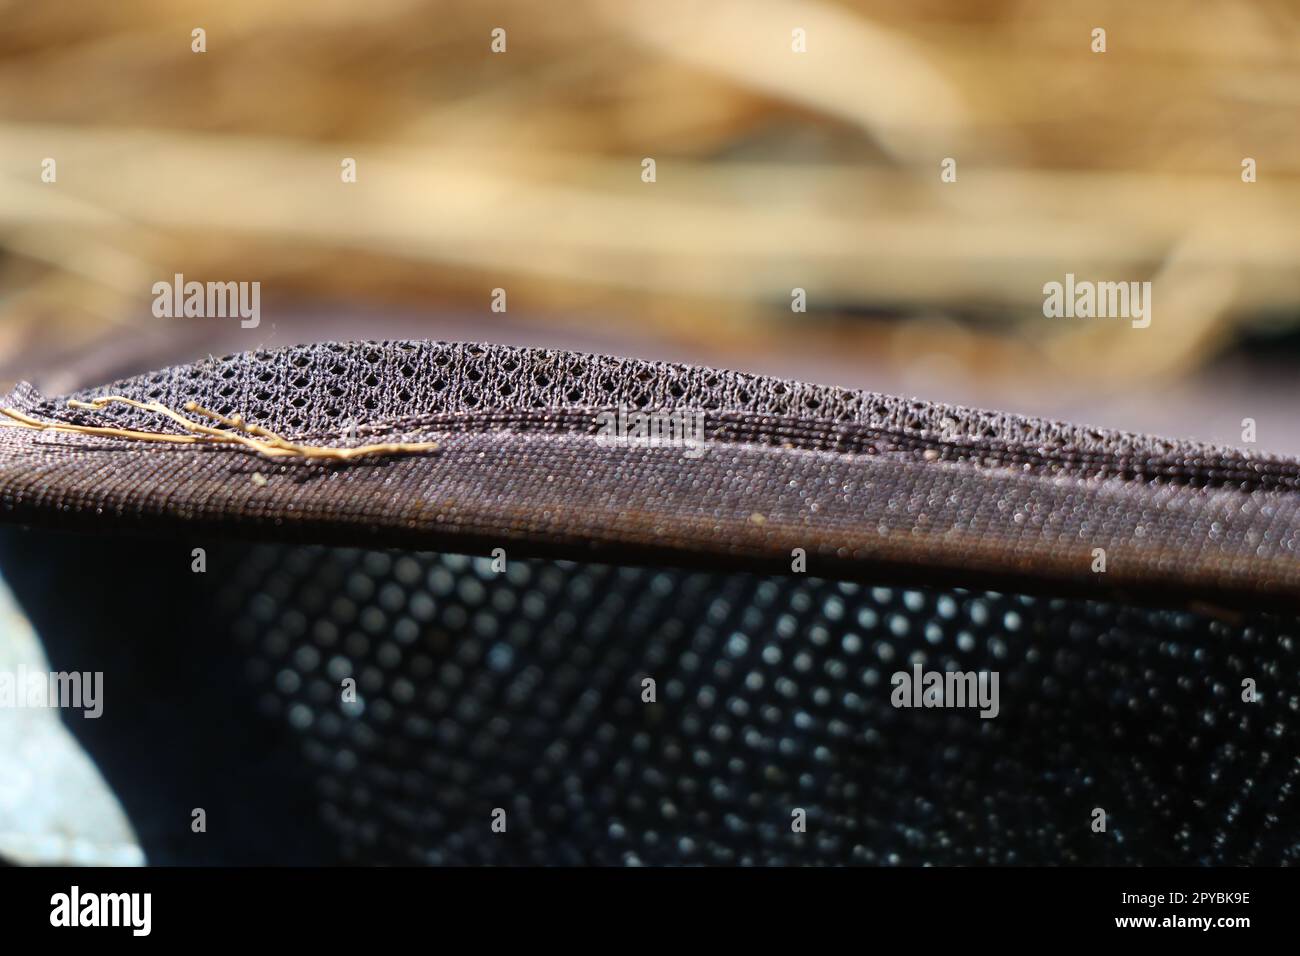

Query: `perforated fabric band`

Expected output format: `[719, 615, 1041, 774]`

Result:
[2, 341, 1299, 605]
[12, 341, 1272, 464]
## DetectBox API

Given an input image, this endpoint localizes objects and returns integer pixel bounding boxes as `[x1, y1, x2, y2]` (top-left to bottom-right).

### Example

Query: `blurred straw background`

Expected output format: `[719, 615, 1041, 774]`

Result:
[1, 0, 1299, 447]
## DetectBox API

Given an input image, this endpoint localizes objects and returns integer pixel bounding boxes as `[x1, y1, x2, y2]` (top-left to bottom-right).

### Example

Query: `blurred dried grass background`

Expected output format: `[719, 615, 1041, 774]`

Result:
[1, 0, 1299, 445]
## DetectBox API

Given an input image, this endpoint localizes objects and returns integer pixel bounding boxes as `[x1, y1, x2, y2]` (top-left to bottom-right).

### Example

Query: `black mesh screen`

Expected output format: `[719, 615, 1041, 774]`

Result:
[5, 528, 1294, 866]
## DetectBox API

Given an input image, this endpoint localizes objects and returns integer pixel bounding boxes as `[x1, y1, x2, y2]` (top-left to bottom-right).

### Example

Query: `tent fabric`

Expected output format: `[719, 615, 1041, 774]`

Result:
[1, 341, 1297, 865]
[1, 341, 1299, 606]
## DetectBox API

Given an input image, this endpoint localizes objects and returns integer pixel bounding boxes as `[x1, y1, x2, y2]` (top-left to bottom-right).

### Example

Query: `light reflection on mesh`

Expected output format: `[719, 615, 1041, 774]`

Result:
[214, 544, 1299, 866]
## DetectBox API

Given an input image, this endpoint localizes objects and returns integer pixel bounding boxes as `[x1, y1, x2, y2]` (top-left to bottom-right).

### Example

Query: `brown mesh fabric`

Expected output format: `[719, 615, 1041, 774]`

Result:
[1, 341, 1298, 866]
[1, 341, 1299, 605]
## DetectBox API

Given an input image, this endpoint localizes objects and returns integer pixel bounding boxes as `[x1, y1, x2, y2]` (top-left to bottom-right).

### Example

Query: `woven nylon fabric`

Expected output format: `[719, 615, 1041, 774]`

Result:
[4, 342, 1300, 604]
[13, 341, 1279, 467]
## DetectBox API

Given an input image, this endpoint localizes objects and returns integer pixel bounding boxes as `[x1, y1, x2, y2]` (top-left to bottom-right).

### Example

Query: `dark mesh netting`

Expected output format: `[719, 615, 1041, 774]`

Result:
[2, 341, 1299, 866]
[3, 530, 1295, 866]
